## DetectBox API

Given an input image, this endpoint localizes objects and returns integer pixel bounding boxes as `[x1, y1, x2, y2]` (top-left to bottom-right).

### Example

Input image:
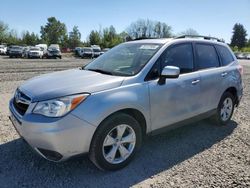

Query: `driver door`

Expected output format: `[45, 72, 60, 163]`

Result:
[148, 43, 202, 131]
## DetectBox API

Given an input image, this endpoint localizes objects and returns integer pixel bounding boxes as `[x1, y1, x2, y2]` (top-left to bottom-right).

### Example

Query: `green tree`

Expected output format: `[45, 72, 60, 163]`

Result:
[101, 25, 123, 48]
[6, 29, 21, 45]
[21, 31, 40, 46]
[230, 23, 247, 49]
[119, 31, 131, 42]
[0, 21, 9, 43]
[68, 26, 82, 49]
[40, 17, 68, 46]
[247, 39, 250, 47]
[88, 30, 101, 45]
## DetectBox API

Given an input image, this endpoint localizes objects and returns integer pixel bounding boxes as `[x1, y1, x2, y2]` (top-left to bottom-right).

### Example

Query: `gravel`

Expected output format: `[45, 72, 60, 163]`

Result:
[0, 56, 249, 188]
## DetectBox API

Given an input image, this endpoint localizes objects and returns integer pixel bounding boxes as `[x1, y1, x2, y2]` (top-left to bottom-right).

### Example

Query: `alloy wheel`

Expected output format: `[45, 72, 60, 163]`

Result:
[220, 97, 233, 121]
[102, 124, 136, 164]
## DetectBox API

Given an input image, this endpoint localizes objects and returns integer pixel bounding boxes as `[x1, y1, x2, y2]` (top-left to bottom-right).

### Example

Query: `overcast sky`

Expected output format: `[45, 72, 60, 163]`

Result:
[0, 0, 249, 43]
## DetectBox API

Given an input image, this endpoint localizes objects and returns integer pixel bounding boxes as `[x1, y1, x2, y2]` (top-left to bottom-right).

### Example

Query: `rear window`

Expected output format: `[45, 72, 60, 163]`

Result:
[216, 45, 234, 66]
[196, 44, 220, 70]
[93, 48, 101, 52]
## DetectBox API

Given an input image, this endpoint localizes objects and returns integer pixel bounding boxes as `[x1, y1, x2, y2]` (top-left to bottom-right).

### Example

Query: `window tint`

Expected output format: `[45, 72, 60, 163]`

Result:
[196, 44, 219, 70]
[216, 45, 234, 66]
[161, 43, 194, 74]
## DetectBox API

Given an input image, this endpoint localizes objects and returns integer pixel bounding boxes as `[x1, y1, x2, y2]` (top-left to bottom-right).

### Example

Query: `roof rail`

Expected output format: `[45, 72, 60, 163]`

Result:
[175, 35, 224, 42]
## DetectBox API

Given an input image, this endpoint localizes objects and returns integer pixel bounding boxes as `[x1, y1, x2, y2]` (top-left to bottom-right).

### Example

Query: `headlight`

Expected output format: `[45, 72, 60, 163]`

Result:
[33, 94, 89, 117]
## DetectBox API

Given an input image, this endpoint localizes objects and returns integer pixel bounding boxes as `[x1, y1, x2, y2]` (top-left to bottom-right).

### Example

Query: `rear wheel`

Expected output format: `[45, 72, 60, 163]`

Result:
[212, 92, 235, 125]
[89, 113, 142, 170]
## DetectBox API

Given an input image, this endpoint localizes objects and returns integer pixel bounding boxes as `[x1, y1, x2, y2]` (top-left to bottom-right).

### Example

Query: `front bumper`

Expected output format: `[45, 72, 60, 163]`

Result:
[82, 53, 93, 58]
[9, 98, 96, 162]
[9, 53, 22, 57]
[47, 54, 61, 58]
[29, 54, 40, 58]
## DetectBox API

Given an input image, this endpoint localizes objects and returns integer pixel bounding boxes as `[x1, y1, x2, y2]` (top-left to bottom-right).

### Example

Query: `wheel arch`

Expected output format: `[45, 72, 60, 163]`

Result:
[224, 87, 238, 104]
[94, 108, 147, 139]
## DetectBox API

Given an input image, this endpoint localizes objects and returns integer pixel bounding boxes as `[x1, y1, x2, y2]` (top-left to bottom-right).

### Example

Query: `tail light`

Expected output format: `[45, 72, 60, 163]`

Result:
[238, 65, 243, 76]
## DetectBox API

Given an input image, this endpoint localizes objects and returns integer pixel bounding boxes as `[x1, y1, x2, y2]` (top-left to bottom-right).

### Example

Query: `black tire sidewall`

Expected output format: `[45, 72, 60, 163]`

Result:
[89, 113, 142, 170]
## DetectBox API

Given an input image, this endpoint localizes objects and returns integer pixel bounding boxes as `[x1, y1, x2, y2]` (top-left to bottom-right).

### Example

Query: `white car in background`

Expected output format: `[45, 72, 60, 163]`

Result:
[91, 45, 101, 57]
[246, 53, 250, 60]
[0, 45, 7, 55]
[36, 44, 48, 56]
[28, 47, 44, 58]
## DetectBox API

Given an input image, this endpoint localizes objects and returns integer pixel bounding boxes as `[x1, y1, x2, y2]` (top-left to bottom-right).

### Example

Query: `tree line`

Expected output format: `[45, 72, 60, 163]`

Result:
[0, 17, 249, 51]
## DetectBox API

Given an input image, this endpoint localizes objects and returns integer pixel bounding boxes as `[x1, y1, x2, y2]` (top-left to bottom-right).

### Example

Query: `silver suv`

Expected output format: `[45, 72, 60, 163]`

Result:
[9, 35, 243, 170]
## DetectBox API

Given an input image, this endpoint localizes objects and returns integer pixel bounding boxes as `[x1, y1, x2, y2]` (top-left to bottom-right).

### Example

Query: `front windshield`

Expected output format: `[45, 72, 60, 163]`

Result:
[84, 43, 162, 76]
[12, 47, 22, 50]
[84, 48, 92, 52]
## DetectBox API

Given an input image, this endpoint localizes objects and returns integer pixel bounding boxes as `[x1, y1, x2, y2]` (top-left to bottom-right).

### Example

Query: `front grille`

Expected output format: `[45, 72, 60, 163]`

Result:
[13, 90, 31, 116]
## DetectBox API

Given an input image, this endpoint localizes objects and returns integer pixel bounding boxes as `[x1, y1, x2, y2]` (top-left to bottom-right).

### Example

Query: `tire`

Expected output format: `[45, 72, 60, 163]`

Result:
[89, 113, 142, 171]
[212, 92, 235, 126]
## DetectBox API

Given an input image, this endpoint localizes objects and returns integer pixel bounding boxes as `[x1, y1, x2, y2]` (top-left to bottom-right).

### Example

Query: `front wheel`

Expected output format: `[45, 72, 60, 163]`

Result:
[212, 92, 235, 125]
[89, 113, 142, 170]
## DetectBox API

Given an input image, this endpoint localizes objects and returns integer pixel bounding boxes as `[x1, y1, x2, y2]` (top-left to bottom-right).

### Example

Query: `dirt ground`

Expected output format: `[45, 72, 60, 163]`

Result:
[0, 56, 249, 188]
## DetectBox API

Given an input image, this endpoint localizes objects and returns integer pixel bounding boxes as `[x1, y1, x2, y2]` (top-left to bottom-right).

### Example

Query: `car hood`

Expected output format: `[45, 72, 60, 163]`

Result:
[19, 69, 125, 102]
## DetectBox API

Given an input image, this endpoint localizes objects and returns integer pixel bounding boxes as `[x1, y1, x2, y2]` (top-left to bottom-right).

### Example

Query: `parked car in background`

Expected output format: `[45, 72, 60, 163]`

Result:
[9, 36, 243, 170]
[75, 47, 82, 57]
[81, 47, 94, 58]
[9, 46, 24, 58]
[237, 53, 245, 59]
[91, 45, 101, 57]
[6, 45, 14, 55]
[36, 44, 48, 56]
[23, 46, 31, 58]
[47, 48, 62, 59]
[246, 53, 250, 60]
[0, 45, 7, 55]
[100, 48, 110, 55]
[28, 47, 44, 58]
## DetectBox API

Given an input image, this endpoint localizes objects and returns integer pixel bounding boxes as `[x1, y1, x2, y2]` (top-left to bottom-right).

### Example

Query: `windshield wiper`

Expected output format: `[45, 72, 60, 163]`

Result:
[86, 68, 113, 75]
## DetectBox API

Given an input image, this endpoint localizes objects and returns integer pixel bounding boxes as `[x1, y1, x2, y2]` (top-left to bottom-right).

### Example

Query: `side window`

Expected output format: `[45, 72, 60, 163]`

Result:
[161, 43, 194, 74]
[216, 45, 234, 66]
[196, 44, 220, 70]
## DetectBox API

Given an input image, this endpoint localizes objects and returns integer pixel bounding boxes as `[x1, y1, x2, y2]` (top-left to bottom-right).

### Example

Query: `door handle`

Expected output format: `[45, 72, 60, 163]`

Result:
[221, 72, 228, 77]
[191, 79, 200, 85]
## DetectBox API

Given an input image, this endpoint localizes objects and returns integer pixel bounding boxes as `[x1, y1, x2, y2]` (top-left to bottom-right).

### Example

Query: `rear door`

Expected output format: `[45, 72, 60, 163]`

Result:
[194, 43, 224, 112]
[148, 42, 202, 131]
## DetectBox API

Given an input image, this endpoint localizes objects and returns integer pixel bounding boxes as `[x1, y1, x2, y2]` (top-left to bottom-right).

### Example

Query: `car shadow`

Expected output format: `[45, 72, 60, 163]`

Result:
[0, 120, 237, 188]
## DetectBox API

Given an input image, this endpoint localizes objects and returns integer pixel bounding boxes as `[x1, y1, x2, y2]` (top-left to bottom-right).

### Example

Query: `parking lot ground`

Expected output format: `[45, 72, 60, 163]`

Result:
[0, 56, 249, 187]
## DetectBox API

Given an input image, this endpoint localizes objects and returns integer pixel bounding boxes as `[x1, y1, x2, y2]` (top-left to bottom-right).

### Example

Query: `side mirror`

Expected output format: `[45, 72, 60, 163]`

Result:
[158, 66, 180, 85]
